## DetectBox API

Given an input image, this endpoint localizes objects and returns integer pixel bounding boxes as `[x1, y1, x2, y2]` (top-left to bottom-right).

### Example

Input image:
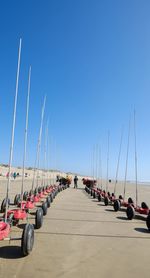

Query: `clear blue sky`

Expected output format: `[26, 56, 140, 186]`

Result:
[0, 0, 150, 181]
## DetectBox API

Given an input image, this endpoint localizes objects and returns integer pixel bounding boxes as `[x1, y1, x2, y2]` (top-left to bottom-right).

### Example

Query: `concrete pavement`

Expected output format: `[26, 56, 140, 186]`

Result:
[0, 183, 150, 278]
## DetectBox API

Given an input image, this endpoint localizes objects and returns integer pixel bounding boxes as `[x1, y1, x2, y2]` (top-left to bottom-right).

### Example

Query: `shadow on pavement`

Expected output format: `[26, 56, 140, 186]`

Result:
[105, 208, 114, 212]
[0, 246, 23, 259]
[117, 216, 128, 221]
[134, 227, 149, 234]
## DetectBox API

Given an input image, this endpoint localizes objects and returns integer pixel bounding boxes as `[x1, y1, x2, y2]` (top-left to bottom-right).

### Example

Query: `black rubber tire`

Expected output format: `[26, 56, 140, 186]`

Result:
[146, 214, 150, 230]
[38, 187, 42, 193]
[128, 197, 133, 204]
[21, 223, 34, 256]
[23, 191, 28, 201]
[104, 197, 109, 206]
[126, 205, 135, 220]
[107, 192, 110, 197]
[1, 198, 10, 213]
[98, 194, 101, 202]
[141, 202, 149, 209]
[29, 189, 34, 196]
[46, 196, 51, 208]
[93, 191, 96, 199]
[42, 201, 48, 216]
[90, 189, 93, 196]
[35, 208, 43, 229]
[119, 195, 123, 200]
[14, 194, 21, 205]
[50, 194, 53, 203]
[113, 199, 120, 212]
[34, 188, 38, 195]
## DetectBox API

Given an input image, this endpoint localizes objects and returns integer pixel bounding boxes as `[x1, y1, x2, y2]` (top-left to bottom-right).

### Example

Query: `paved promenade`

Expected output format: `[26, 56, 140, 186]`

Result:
[0, 183, 150, 278]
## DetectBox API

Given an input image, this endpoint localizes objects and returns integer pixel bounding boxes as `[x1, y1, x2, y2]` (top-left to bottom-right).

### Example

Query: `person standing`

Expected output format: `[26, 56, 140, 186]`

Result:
[74, 175, 78, 188]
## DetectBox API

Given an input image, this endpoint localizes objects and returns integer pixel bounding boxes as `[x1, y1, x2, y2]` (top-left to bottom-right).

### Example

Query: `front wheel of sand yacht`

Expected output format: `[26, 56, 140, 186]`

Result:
[104, 196, 109, 206]
[113, 199, 120, 212]
[1, 198, 10, 213]
[35, 208, 43, 229]
[126, 205, 135, 220]
[23, 191, 29, 201]
[98, 194, 101, 202]
[21, 223, 34, 256]
[146, 214, 150, 230]
[42, 201, 48, 216]
[14, 194, 21, 205]
[46, 196, 51, 208]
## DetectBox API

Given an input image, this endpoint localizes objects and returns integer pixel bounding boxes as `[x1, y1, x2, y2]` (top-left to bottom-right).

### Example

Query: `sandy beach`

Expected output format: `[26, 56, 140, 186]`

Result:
[0, 176, 150, 278]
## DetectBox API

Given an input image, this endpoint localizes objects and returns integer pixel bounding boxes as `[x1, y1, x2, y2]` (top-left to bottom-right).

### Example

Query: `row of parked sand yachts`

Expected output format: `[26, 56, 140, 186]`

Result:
[83, 178, 150, 231]
[0, 39, 72, 256]
[0, 180, 70, 256]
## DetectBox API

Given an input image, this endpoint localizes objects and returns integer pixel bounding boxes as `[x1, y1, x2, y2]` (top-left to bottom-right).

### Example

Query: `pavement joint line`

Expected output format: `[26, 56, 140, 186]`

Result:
[34, 231, 150, 239]
[43, 218, 145, 224]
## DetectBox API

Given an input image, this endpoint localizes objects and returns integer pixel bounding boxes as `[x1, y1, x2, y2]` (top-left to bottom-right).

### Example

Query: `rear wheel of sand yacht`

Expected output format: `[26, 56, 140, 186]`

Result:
[104, 197, 109, 206]
[21, 223, 34, 256]
[1, 198, 10, 213]
[113, 200, 120, 212]
[141, 202, 149, 209]
[146, 214, 150, 230]
[126, 205, 135, 220]
[46, 196, 51, 208]
[38, 187, 42, 193]
[128, 197, 134, 204]
[14, 194, 21, 205]
[35, 208, 43, 229]
[98, 194, 101, 202]
[42, 201, 48, 216]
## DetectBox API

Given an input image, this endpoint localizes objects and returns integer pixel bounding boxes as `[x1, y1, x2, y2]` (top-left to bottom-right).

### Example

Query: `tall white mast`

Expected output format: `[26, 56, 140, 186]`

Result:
[123, 118, 131, 200]
[98, 145, 103, 189]
[21, 66, 31, 197]
[32, 96, 46, 190]
[134, 110, 138, 207]
[114, 127, 124, 195]
[106, 131, 110, 192]
[5, 39, 22, 221]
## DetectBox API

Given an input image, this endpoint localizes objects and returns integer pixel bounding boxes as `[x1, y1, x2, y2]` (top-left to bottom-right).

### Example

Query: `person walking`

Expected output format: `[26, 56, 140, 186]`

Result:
[74, 175, 78, 188]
